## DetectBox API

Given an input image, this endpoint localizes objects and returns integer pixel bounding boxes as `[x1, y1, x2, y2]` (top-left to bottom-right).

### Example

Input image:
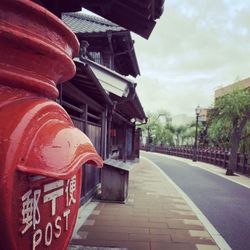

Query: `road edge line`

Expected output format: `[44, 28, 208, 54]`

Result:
[141, 156, 232, 250]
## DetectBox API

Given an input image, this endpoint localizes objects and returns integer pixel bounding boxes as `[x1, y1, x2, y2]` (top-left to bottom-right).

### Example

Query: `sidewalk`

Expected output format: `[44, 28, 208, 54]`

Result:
[68, 158, 220, 250]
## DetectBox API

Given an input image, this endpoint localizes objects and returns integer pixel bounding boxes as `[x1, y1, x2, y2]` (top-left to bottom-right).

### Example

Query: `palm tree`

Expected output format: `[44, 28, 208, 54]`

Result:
[170, 125, 188, 146]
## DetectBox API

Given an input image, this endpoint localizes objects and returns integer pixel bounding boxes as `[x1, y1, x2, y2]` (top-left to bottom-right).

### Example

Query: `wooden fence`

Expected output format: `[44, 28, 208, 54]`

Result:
[141, 145, 250, 175]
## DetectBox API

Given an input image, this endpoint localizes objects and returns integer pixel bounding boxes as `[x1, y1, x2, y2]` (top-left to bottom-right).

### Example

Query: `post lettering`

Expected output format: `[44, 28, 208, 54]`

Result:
[21, 189, 41, 234]
[43, 180, 64, 216]
[65, 175, 76, 207]
[45, 222, 52, 246]
[32, 229, 42, 250]
[20, 176, 77, 247]
[63, 209, 70, 231]
[54, 216, 62, 238]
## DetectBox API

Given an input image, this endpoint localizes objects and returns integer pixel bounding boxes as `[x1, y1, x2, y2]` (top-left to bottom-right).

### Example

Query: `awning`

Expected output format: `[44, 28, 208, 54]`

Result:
[111, 92, 147, 122]
[75, 57, 146, 122]
[77, 57, 136, 98]
[72, 59, 113, 107]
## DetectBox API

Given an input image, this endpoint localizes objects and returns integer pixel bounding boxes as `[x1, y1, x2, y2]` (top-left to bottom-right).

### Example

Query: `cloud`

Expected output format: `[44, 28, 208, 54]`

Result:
[133, 0, 250, 115]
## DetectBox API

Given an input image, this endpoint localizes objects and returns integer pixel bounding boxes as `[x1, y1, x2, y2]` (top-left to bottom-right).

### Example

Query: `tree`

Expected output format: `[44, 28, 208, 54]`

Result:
[171, 125, 188, 146]
[207, 116, 231, 148]
[153, 123, 174, 146]
[180, 120, 205, 146]
[208, 88, 250, 175]
[139, 110, 173, 146]
[240, 121, 250, 155]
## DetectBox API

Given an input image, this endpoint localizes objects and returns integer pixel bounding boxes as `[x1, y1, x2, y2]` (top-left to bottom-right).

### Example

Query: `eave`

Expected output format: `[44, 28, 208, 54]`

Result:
[35, 0, 165, 39]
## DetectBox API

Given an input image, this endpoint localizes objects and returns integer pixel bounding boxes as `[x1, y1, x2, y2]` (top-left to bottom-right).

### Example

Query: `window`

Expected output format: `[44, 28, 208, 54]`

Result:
[89, 52, 101, 64]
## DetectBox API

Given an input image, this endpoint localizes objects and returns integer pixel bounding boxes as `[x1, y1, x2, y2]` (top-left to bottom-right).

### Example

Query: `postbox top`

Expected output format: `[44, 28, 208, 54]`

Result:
[0, 0, 80, 99]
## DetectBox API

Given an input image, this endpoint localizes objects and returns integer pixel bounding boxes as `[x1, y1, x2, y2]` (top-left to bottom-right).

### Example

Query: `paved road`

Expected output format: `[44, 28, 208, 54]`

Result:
[142, 151, 250, 250]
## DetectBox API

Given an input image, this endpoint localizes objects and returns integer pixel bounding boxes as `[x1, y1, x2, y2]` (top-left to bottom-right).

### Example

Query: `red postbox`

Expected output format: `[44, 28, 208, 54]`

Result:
[0, 1, 103, 249]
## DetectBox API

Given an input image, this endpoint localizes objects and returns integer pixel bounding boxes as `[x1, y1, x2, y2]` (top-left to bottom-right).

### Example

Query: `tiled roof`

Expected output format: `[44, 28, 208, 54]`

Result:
[62, 12, 125, 34]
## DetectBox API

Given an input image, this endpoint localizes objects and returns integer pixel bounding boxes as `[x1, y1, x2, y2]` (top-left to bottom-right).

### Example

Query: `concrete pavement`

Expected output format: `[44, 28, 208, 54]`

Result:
[68, 157, 220, 250]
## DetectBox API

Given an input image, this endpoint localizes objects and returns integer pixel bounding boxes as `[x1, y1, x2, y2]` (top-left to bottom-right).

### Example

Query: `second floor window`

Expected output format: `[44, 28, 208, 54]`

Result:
[89, 51, 101, 64]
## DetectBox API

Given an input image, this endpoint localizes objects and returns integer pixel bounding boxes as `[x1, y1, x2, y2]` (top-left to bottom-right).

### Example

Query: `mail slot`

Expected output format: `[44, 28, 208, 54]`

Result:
[0, 1, 103, 250]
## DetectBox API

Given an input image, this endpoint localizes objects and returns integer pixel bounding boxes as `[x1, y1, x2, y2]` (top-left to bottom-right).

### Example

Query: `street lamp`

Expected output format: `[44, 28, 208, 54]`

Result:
[193, 105, 201, 162]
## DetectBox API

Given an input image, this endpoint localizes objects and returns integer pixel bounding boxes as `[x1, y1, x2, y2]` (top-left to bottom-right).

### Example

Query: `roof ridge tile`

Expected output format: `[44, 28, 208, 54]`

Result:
[64, 12, 122, 28]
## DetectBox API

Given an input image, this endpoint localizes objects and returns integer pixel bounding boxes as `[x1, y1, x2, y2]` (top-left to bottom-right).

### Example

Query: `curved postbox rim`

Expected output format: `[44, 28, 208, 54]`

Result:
[17, 139, 103, 180]
[15, 110, 103, 179]
[0, 96, 103, 180]
[17, 150, 103, 180]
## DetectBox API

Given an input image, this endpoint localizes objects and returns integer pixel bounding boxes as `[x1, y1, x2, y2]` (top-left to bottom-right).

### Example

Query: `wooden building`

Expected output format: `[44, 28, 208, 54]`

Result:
[56, 12, 147, 203]
[34, 0, 165, 204]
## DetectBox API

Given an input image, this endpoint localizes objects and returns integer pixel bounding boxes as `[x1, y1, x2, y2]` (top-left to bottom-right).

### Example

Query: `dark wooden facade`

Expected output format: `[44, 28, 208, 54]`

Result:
[57, 13, 147, 204]
[57, 61, 107, 203]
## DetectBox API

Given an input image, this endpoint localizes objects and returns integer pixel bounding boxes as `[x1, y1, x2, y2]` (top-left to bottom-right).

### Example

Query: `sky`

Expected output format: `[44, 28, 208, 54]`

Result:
[132, 0, 250, 116]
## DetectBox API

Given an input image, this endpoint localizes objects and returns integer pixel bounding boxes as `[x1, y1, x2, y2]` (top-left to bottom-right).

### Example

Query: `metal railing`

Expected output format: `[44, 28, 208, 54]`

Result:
[141, 145, 250, 175]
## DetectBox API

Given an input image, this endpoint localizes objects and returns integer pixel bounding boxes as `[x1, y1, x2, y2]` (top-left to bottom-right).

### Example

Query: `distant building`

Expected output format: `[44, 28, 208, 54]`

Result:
[213, 77, 250, 150]
[171, 114, 193, 126]
[199, 108, 210, 123]
[215, 77, 250, 99]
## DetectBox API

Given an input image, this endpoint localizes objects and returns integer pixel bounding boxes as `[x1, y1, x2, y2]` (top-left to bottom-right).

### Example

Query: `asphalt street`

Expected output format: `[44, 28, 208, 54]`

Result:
[142, 151, 250, 250]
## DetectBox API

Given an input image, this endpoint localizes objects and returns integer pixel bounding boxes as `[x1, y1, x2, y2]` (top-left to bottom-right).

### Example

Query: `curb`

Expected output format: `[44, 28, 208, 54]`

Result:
[71, 201, 99, 239]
